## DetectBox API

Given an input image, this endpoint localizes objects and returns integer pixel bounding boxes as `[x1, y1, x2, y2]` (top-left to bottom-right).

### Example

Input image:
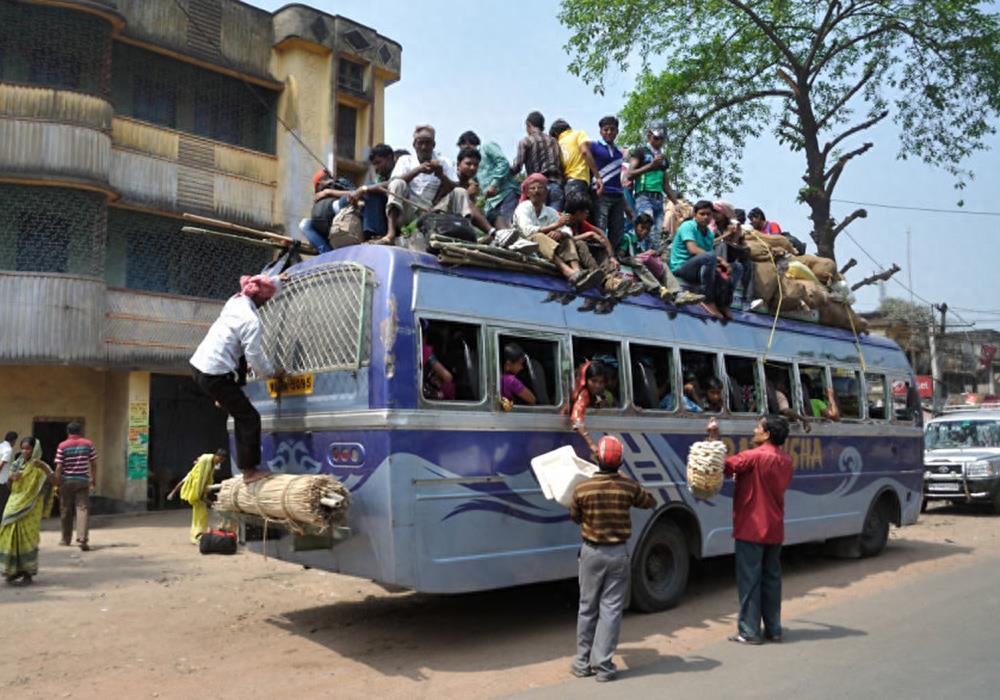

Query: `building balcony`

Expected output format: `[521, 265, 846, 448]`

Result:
[110, 116, 278, 228]
[0, 83, 113, 190]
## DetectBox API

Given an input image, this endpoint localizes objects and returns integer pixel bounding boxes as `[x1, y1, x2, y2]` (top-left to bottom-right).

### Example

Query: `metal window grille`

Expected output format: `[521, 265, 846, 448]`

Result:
[110, 42, 278, 154]
[0, 2, 112, 98]
[0, 184, 105, 276]
[106, 208, 270, 300]
[258, 262, 373, 374]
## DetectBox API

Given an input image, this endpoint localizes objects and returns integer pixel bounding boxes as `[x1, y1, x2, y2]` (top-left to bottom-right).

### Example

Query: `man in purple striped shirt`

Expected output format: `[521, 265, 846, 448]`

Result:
[582, 116, 627, 250]
[55, 422, 97, 551]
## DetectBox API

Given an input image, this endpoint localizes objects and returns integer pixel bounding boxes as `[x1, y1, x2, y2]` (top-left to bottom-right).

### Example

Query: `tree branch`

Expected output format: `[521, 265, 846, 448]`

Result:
[839, 257, 858, 275]
[677, 89, 795, 145]
[825, 142, 873, 192]
[722, 0, 802, 72]
[810, 23, 894, 81]
[832, 208, 868, 238]
[805, 1, 843, 69]
[823, 110, 889, 155]
[816, 64, 877, 129]
[851, 263, 901, 291]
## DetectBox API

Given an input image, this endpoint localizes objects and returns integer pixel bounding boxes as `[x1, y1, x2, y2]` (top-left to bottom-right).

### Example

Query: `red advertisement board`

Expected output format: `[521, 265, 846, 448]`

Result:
[894, 376, 932, 398]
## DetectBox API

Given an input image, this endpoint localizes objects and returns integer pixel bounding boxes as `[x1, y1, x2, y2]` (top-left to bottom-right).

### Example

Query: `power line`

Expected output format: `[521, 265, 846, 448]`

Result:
[169, 0, 329, 172]
[832, 198, 1000, 217]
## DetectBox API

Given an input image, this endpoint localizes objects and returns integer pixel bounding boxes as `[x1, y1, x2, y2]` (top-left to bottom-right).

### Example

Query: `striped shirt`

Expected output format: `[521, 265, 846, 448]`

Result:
[55, 436, 97, 481]
[511, 131, 563, 181]
[570, 472, 655, 544]
[588, 141, 624, 195]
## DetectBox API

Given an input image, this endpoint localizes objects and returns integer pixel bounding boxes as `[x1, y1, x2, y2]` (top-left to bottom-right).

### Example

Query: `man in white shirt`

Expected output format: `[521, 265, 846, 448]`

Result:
[378, 124, 479, 246]
[190, 274, 285, 483]
[0, 430, 17, 515]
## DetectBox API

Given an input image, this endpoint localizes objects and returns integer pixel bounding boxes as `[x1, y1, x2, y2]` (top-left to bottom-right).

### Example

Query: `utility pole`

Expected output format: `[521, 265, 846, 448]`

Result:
[906, 227, 913, 305]
[928, 302, 949, 412]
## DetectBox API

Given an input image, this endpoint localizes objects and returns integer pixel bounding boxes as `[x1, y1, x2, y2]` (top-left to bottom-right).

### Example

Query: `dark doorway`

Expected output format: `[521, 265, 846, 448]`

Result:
[148, 374, 229, 510]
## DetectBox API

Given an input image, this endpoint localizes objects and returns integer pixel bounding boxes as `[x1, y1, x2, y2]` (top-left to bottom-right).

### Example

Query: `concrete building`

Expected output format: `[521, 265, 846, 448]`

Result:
[0, 0, 400, 509]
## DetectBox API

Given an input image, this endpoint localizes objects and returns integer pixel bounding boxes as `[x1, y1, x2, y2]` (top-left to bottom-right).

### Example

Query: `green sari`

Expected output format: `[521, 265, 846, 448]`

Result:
[0, 442, 54, 579]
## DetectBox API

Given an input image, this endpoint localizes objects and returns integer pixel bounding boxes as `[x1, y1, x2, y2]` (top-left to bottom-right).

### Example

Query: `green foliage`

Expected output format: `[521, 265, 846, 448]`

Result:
[878, 297, 933, 326]
[560, 0, 1000, 208]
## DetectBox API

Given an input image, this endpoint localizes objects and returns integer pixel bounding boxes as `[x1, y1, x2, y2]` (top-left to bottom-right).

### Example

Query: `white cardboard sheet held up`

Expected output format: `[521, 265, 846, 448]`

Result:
[530, 445, 599, 508]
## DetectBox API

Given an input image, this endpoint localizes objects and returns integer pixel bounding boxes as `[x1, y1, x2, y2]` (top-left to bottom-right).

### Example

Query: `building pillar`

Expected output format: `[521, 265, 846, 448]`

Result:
[123, 371, 150, 506]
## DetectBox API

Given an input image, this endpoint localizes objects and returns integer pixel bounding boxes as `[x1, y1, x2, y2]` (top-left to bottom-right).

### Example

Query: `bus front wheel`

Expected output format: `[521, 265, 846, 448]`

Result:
[630, 520, 690, 612]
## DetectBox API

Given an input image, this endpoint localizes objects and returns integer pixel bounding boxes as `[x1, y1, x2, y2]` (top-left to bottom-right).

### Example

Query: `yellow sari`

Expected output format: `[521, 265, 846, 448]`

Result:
[180, 454, 215, 544]
[0, 441, 54, 579]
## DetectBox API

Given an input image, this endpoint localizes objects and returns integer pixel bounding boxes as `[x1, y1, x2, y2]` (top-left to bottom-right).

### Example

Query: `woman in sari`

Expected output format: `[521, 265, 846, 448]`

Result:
[167, 448, 227, 544]
[0, 436, 56, 585]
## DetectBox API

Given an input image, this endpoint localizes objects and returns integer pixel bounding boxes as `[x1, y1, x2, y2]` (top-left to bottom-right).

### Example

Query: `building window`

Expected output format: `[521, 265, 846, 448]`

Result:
[132, 75, 177, 129]
[336, 103, 358, 160]
[338, 59, 365, 95]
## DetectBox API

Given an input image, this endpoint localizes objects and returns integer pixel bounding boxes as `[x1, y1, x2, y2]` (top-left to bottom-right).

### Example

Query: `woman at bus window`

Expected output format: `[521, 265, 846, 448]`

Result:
[660, 372, 705, 411]
[422, 332, 455, 401]
[703, 377, 726, 413]
[500, 343, 536, 406]
[571, 360, 609, 457]
[801, 374, 840, 422]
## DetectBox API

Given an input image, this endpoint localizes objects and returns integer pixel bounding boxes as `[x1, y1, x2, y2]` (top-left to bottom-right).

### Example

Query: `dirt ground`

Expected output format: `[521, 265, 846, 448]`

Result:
[2, 502, 998, 699]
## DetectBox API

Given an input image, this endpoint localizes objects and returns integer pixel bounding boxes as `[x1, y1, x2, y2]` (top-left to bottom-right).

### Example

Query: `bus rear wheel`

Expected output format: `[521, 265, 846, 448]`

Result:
[858, 498, 891, 558]
[630, 520, 690, 612]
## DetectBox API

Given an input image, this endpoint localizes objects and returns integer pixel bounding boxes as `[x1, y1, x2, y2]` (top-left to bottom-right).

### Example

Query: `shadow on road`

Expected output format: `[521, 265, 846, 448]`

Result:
[782, 620, 867, 644]
[267, 536, 970, 680]
[617, 650, 721, 678]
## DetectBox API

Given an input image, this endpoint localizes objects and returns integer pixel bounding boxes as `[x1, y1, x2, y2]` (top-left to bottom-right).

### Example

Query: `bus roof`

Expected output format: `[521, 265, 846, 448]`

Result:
[290, 244, 902, 352]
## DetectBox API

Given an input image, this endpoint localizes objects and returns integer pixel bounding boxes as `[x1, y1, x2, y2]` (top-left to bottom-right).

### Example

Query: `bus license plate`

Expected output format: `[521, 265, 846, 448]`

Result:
[267, 373, 314, 398]
[927, 482, 960, 493]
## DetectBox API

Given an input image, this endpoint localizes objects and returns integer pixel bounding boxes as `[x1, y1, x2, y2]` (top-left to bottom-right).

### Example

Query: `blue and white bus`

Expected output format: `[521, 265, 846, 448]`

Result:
[244, 245, 923, 611]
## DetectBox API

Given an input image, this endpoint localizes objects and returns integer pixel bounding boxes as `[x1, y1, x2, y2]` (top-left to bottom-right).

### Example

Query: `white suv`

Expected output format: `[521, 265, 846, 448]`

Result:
[923, 408, 1000, 513]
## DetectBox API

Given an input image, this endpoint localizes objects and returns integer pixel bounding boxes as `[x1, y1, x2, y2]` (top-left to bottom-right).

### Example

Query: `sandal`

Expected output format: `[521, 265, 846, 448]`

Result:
[728, 634, 763, 645]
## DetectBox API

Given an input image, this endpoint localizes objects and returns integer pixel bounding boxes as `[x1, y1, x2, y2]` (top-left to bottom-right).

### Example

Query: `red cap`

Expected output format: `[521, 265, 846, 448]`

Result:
[312, 169, 328, 192]
[597, 436, 623, 469]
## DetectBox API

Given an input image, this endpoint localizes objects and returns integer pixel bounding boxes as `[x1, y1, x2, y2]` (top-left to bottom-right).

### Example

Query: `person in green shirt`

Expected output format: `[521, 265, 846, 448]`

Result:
[627, 126, 679, 253]
[668, 200, 740, 320]
[458, 131, 521, 229]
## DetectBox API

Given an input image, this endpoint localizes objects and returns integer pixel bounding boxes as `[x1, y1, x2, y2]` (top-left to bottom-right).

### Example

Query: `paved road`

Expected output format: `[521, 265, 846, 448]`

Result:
[513, 550, 1000, 699]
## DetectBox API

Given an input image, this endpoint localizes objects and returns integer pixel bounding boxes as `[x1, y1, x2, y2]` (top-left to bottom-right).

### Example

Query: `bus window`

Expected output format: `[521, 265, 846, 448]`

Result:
[892, 379, 922, 425]
[572, 337, 623, 408]
[679, 349, 720, 413]
[800, 365, 839, 421]
[831, 368, 862, 419]
[865, 373, 888, 420]
[764, 361, 798, 415]
[724, 355, 760, 413]
[499, 335, 560, 406]
[420, 319, 482, 402]
[631, 344, 673, 411]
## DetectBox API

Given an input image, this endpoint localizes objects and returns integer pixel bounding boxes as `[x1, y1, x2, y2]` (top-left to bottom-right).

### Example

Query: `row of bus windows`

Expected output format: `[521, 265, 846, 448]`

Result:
[419, 319, 919, 421]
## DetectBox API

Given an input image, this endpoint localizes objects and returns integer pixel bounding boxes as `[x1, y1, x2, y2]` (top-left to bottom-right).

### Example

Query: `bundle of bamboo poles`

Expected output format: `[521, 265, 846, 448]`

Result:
[430, 234, 559, 276]
[213, 474, 350, 533]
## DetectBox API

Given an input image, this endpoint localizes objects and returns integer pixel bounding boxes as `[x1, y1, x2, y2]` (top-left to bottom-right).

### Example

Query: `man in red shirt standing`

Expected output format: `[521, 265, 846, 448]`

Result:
[709, 414, 793, 644]
[54, 422, 98, 551]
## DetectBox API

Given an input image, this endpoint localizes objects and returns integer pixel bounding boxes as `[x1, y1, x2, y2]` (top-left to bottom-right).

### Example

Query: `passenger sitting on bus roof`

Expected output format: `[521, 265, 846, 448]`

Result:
[514, 175, 601, 290]
[422, 331, 456, 401]
[766, 373, 811, 432]
[564, 196, 638, 301]
[711, 201, 754, 307]
[620, 215, 702, 305]
[501, 343, 536, 406]
[453, 147, 497, 234]
[571, 360, 609, 458]
[380, 125, 484, 246]
[668, 200, 742, 320]
[457, 131, 521, 230]
[748, 207, 806, 255]
[801, 374, 840, 421]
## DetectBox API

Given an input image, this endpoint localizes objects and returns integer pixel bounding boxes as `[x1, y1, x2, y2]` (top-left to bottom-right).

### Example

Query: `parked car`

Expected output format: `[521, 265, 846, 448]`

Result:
[923, 406, 1000, 513]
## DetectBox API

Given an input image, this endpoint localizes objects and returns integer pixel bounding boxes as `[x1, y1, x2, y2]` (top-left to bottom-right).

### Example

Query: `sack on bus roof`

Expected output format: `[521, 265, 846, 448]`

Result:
[754, 259, 780, 305]
[778, 278, 829, 312]
[785, 259, 820, 285]
[663, 199, 694, 237]
[794, 254, 838, 286]
[747, 234, 796, 261]
[818, 300, 869, 333]
[327, 204, 363, 250]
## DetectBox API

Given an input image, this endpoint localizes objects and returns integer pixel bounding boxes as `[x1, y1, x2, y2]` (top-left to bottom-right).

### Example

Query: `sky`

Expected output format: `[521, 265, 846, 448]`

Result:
[248, 0, 1000, 330]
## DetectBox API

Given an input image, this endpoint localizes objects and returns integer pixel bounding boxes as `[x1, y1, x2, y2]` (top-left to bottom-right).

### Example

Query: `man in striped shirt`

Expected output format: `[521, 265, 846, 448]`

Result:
[569, 436, 655, 682]
[582, 115, 627, 250]
[55, 422, 97, 551]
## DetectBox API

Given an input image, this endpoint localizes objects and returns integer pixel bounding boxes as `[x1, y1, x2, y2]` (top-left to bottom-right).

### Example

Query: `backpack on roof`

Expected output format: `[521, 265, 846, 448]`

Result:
[417, 212, 479, 243]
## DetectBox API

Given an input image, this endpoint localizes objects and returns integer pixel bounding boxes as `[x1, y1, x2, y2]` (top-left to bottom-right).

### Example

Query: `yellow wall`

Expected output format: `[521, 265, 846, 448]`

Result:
[271, 41, 333, 237]
[0, 366, 151, 506]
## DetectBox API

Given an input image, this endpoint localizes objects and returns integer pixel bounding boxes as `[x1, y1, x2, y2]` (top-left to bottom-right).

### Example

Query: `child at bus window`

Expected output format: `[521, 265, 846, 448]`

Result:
[571, 360, 609, 457]
[422, 336, 455, 401]
[801, 374, 840, 421]
[766, 373, 811, 432]
[662, 373, 705, 411]
[501, 343, 536, 406]
[703, 376, 726, 413]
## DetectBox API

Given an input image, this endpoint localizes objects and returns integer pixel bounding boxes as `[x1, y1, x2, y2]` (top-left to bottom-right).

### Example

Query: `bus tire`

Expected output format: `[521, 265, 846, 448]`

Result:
[991, 489, 1000, 515]
[858, 497, 891, 558]
[630, 520, 690, 612]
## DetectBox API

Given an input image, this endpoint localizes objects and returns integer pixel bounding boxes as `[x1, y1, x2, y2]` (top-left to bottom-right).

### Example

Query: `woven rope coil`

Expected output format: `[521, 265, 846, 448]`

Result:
[215, 473, 350, 534]
[686, 440, 728, 500]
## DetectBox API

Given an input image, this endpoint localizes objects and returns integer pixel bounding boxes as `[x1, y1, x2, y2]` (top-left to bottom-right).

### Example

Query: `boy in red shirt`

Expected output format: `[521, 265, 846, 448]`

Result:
[708, 414, 793, 644]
